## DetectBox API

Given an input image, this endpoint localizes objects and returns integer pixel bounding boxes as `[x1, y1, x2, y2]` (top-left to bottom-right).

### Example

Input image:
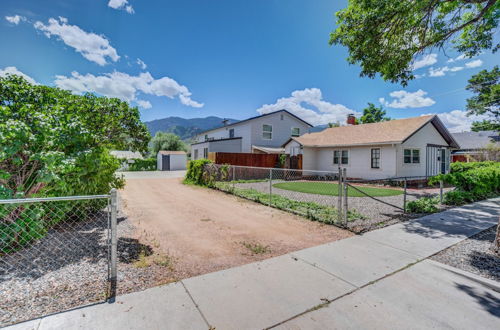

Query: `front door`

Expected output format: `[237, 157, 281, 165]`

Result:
[440, 149, 446, 174]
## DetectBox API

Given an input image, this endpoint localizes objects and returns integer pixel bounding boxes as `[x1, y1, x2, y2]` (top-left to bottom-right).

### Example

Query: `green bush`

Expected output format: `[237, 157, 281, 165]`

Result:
[431, 161, 500, 205]
[128, 158, 157, 171]
[184, 159, 213, 185]
[0, 75, 149, 253]
[406, 197, 439, 213]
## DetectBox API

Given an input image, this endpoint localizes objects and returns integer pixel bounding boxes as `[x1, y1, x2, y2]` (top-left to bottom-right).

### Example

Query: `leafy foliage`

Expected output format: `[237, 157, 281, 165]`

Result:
[0, 74, 149, 198]
[466, 66, 499, 131]
[406, 197, 439, 213]
[430, 161, 500, 205]
[0, 74, 149, 252]
[128, 158, 157, 171]
[184, 159, 213, 185]
[359, 103, 391, 124]
[330, 0, 500, 85]
[149, 132, 187, 156]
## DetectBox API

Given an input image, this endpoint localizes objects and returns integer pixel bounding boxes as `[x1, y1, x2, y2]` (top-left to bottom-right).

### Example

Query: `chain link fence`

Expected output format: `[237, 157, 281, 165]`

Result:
[0, 191, 117, 327]
[202, 164, 362, 227]
[202, 164, 448, 232]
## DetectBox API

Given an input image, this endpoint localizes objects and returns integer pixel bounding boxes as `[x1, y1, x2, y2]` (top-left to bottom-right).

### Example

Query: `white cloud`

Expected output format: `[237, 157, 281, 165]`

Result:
[5, 15, 26, 25]
[379, 89, 435, 109]
[428, 66, 464, 77]
[136, 99, 152, 109]
[424, 110, 491, 133]
[465, 59, 483, 68]
[136, 58, 147, 70]
[412, 53, 438, 70]
[256, 88, 358, 126]
[54, 70, 203, 108]
[108, 0, 134, 14]
[446, 54, 468, 63]
[0, 66, 37, 84]
[34, 17, 120, 66]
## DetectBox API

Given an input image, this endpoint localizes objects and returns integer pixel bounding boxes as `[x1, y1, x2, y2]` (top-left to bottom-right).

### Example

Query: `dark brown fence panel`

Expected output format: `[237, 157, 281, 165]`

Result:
[210, 152, 279, 168]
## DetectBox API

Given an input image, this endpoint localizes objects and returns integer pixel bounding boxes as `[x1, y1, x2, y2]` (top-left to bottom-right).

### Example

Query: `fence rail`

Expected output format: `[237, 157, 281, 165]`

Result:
[0, 190, 117, 327]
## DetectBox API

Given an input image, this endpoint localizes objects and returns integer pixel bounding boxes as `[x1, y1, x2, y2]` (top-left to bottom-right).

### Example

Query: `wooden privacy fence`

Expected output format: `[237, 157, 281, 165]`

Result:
[208, 152, 302, 169]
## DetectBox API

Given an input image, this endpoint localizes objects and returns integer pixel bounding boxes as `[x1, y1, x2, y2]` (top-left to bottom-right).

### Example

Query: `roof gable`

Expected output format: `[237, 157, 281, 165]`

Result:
[288, 115, 459, 148]
[198, 110, 313, 135]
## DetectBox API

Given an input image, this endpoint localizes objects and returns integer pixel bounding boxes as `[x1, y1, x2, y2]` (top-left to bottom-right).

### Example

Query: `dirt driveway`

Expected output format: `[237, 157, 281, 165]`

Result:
[120, 178, 352, 279]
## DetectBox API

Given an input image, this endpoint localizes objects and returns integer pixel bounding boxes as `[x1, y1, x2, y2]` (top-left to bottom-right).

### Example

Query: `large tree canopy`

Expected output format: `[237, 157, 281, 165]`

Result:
[359, 103, 391, 124]
[466, 65, 499, 131]
[149, 132, 187, 156]
[330, 0, 500, 85]
[0, 74, 150, 198]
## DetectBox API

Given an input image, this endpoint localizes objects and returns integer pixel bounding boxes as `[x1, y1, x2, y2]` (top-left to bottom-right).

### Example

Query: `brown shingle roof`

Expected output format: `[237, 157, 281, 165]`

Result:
[292, 115, 436, 147]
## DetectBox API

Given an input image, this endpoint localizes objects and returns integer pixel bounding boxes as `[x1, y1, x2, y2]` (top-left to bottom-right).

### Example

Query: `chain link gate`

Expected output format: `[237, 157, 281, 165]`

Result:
[0, 189, 117, 327]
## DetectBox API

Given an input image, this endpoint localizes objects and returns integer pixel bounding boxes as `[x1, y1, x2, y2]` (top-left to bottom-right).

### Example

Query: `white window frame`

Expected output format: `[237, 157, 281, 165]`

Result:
[229, 128, 234, 138]
[194, 149, 198, 160]
[203, 147, 208, 159]
[333, 149, 349, 165]
[262, 124, 273, 140]
[403, 148, 420, 164]
[291, 127, 300, 137]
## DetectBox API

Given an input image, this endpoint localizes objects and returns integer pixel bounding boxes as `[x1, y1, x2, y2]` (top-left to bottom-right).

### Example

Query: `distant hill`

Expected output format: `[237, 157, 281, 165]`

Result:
[144, 116, 239, 141]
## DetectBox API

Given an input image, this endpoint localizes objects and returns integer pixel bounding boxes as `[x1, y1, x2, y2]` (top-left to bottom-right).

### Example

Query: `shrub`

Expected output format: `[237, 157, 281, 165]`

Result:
[406, 197, 439, 214]
[128, 158, 157, 171]
[430, 161, 500, 205]
[184, 159, 213, 185]
[0, 75, 149, 253]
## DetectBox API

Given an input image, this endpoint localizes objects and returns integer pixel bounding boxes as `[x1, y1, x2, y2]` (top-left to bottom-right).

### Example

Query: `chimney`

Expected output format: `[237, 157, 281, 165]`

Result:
[222, 118, 229, 126]
[347, 114, 356, 125]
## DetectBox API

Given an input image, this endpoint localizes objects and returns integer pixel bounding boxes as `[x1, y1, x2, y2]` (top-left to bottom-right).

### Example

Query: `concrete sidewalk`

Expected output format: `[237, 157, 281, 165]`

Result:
[6, 198, 499, 330]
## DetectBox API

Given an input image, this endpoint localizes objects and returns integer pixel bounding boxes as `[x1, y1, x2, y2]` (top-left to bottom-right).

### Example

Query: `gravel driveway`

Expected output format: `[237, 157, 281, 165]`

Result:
[235, 181, 450, 231]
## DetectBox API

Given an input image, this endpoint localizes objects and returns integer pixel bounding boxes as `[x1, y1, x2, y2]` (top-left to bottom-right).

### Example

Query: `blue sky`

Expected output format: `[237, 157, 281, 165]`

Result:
[1, 0, 498, 131]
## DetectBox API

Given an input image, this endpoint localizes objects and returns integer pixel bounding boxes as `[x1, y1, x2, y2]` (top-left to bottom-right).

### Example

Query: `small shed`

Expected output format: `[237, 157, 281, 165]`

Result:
[157, 151, 187, 171]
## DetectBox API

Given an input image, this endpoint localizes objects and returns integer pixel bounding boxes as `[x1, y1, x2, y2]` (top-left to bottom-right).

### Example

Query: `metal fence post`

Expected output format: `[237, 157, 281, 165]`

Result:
[337, 166, 343, 223]
[403, 178, 407, 213]
[109, 188, 118, 302]
[343, 168, 348, 225]
[269, 168, 273, 206]
[232, 166, 236, 191]
[439, 180, 443, 204]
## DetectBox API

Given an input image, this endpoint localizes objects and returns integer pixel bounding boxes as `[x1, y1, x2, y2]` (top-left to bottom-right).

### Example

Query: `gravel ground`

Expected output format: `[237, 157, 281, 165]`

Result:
[235, 181, 452, 232]
[431, 226, 499, 281]
[0, 206, 176, 327]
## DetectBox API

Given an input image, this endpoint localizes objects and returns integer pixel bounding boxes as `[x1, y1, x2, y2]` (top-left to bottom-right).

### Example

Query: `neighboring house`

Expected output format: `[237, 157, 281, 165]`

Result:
[283, 115, 459, 180]
[450, 130, 499, 162]
[110, 150, 143, 171]
[191, 110, 312, 159]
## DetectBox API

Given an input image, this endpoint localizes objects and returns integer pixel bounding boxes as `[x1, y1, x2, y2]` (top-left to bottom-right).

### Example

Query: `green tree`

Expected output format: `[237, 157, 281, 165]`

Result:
[328, 121, 341, 128]
[330, 0, 500, 85]
[359, 103, 391, 124]
[466, 65, 499, 131]
[149, 132, 187, 155]
[0, 74, 150, 198]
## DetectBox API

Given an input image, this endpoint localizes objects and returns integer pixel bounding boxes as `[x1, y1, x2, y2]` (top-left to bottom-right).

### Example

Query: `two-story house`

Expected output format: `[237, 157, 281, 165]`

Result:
[191, 110, 313, 160]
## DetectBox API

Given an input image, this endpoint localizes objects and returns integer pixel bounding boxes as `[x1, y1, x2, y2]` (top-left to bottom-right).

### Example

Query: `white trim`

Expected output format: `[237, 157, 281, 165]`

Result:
[262, 124, 273, 140]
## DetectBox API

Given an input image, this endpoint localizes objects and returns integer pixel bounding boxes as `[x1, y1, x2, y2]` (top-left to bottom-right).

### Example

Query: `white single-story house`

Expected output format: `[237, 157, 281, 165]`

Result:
[157, 151, 187, 171]
[283, 115, 459, 179]
[191, 110, 312, 159]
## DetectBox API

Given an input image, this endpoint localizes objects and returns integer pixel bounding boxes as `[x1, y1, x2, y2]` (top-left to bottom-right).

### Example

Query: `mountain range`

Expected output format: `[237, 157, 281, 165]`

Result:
[144, 116, 239, 141]
[144, 116, 327, 141]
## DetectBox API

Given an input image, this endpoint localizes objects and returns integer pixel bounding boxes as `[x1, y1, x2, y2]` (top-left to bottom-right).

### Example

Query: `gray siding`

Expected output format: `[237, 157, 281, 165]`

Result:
[249, 112, 311, 148]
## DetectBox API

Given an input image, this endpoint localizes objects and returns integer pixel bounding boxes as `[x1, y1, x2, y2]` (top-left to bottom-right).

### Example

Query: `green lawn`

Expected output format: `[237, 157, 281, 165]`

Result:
[273, 181, 404, 197]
